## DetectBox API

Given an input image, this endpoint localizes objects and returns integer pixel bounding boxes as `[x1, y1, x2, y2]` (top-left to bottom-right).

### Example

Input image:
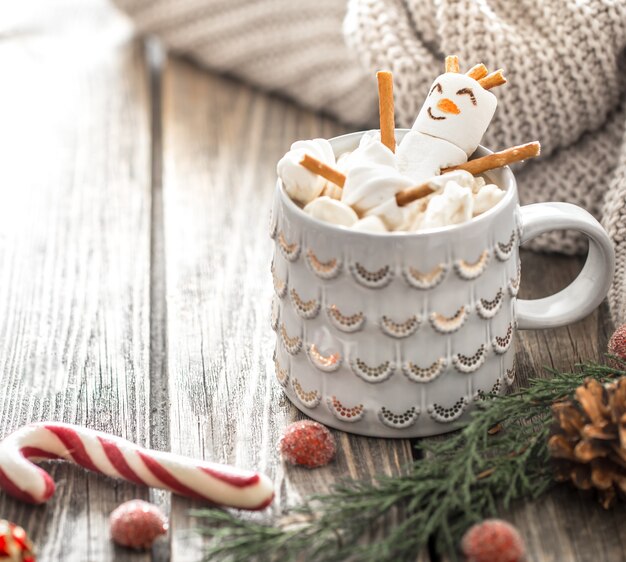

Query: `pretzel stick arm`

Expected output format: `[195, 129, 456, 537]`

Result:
[377, 71, 396, 152]
[395, 183, 436, 207]
[300, 154, 346, 188]
[441, 142, 541, 176]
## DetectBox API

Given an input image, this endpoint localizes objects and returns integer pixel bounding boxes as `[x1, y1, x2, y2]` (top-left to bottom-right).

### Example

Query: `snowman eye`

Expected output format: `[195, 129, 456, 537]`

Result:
[430, 82, 443, 96]
[456, 88, 477, 105]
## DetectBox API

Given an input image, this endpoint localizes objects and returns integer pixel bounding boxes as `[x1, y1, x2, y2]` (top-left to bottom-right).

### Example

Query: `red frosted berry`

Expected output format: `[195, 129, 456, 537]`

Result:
[461, 519, 525, 562]
[110, 500, 168, 550]
[278, 420, 336, 468]
[608, 324, 626, 362]
[0, 520, 36, 562]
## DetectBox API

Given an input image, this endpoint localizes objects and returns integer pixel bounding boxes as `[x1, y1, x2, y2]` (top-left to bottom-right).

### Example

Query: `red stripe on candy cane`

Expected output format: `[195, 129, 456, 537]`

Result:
[98, 436, 146, 486]
[137, 451, 214, 502]
[20, 447, 62, 461]
[44, 424, 102, 474]
[198, 465, 260, 488]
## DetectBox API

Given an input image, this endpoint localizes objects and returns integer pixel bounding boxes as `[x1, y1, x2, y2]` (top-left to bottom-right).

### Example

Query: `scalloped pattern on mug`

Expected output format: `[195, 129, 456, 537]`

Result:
[271, 297, 280, 332]
[474, 378, 502, 401]
[305, 249, 342, 280]
[428, 396, 469, 423]
[380, 315, 420, 339]
[350, 358, 395, 383]
[273, 353, 289, 387]
[378, 406, 420, 429]
[280, 323, 302, 355]
[307, 344, 341, 373]
[429, 306, 468, 334]
[402, 358, 447, 383]
[495, 231, 515, 261]
[277, 231, 300, 262]
[454, 249, 490, 280]
[508, 265, 521, 297]
[452, 344, 487, 373]
[504, 367, 516, 386]
[403, 263, 448, 290]
[327, 396, 364, 422]
[289, 288, 320, 319]
[327, 304, 365, 333]
[476, 288, 504, 319]
[292, 378, 321, 409]
[492, 324, 513, 354]
[349, 262, 393, 289]
[272, 261, 287, 299]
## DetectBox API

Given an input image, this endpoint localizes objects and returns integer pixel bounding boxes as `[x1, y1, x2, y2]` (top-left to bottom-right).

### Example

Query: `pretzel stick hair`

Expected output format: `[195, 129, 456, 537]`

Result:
[300, 154, 346, 187]
[466, 63, 488, 81]
[395, 183, 436, 207]
[377, 71, 396, 152]
[445, 55, 460, 73]
[478, 69, 507, 90]
[442, 141, 541, 176]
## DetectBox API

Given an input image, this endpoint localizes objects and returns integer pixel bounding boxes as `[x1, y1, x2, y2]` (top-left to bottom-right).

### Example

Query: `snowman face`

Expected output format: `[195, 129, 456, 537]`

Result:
[412, 73, 497, 156]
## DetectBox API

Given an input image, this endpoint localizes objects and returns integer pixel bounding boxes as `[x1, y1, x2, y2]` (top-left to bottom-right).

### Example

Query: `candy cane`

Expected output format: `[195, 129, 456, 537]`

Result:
[0, 423, 274, 510]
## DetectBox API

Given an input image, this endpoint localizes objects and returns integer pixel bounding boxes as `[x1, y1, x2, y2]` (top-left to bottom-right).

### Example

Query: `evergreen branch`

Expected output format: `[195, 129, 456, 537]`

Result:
[192, 362, 625, 562]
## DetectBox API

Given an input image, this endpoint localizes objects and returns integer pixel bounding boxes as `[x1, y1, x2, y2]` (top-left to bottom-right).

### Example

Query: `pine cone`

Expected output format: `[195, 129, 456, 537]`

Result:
[548, 377, 626, 509]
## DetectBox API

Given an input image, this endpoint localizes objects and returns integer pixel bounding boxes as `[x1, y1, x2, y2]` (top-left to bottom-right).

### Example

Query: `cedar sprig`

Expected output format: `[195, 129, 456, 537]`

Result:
[192, 361, 625, 562]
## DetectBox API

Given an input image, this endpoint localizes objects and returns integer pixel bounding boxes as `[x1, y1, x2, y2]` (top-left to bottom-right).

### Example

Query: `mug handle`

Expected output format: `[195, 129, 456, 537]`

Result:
[516, 203, 615, 330]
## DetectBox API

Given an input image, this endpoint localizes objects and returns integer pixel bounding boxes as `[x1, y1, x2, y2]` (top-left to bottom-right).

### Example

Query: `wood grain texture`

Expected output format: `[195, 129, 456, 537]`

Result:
[0, 2, 153, 560]
[160, 59, 415, 558]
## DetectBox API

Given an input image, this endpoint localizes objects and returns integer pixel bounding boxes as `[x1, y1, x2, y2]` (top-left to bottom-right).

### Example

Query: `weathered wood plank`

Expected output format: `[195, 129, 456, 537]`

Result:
[0, 2, 153, 560]
[506, 250, 625, 562]
[161, 60, 415, 558]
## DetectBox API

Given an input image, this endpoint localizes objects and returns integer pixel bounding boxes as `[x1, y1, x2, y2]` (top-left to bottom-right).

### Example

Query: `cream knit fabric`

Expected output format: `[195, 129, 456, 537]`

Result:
[112, 0, 626, 323]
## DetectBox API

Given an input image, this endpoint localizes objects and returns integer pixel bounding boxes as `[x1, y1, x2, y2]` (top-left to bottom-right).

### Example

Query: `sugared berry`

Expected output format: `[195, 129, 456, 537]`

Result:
[278, 420, 336, 468]
[110, 500, 168, 550]
[461, 519, 525, 562]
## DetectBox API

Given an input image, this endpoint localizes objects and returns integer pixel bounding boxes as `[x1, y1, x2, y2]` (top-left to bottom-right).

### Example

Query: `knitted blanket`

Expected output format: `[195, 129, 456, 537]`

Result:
[112, 0, 626, 324]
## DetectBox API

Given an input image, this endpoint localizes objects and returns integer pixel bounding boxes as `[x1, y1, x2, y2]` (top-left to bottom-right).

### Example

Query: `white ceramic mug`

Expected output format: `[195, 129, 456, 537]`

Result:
[270, 130, 615, 438]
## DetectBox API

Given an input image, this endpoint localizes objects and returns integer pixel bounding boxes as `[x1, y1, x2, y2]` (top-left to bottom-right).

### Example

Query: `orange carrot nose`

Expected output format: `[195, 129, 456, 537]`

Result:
[437, 98, 460, 114]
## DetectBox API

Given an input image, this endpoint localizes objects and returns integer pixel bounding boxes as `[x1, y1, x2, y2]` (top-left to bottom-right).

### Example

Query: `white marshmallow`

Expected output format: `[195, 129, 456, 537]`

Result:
[473, 183, 505, 215]
[351, 216, 388, 233]
[304, 196, 358, 227]
[422, 169, 477, 191]
[336, 130, 381, 172]
[396, 131, 467, 183]
[412, 73, 497, 156]
[365, 198, 407, 230]
[420, 181, 474, 229]
[321, 182, 342, 200]
[277, 138, 335, 205]
[341, 140, 411, 215]
[395, 170, 477, 231]
[336, 151, 352, 172]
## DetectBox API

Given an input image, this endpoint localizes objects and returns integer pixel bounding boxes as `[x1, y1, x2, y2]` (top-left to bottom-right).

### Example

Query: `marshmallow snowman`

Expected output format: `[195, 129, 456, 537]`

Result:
[412, 71, 498, 156]
[397, 64, 500, 183]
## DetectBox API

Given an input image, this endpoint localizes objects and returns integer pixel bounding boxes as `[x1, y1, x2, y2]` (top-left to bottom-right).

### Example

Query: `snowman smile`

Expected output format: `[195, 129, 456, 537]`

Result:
[427, 107, 447, 120]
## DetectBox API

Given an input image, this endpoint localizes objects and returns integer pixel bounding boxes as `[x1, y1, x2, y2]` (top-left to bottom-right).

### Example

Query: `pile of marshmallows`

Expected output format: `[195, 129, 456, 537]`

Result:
[277, 58, 540, 234]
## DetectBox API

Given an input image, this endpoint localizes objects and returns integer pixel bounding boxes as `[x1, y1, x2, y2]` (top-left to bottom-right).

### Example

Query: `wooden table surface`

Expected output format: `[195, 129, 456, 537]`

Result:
[0, 2, 624, 561]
